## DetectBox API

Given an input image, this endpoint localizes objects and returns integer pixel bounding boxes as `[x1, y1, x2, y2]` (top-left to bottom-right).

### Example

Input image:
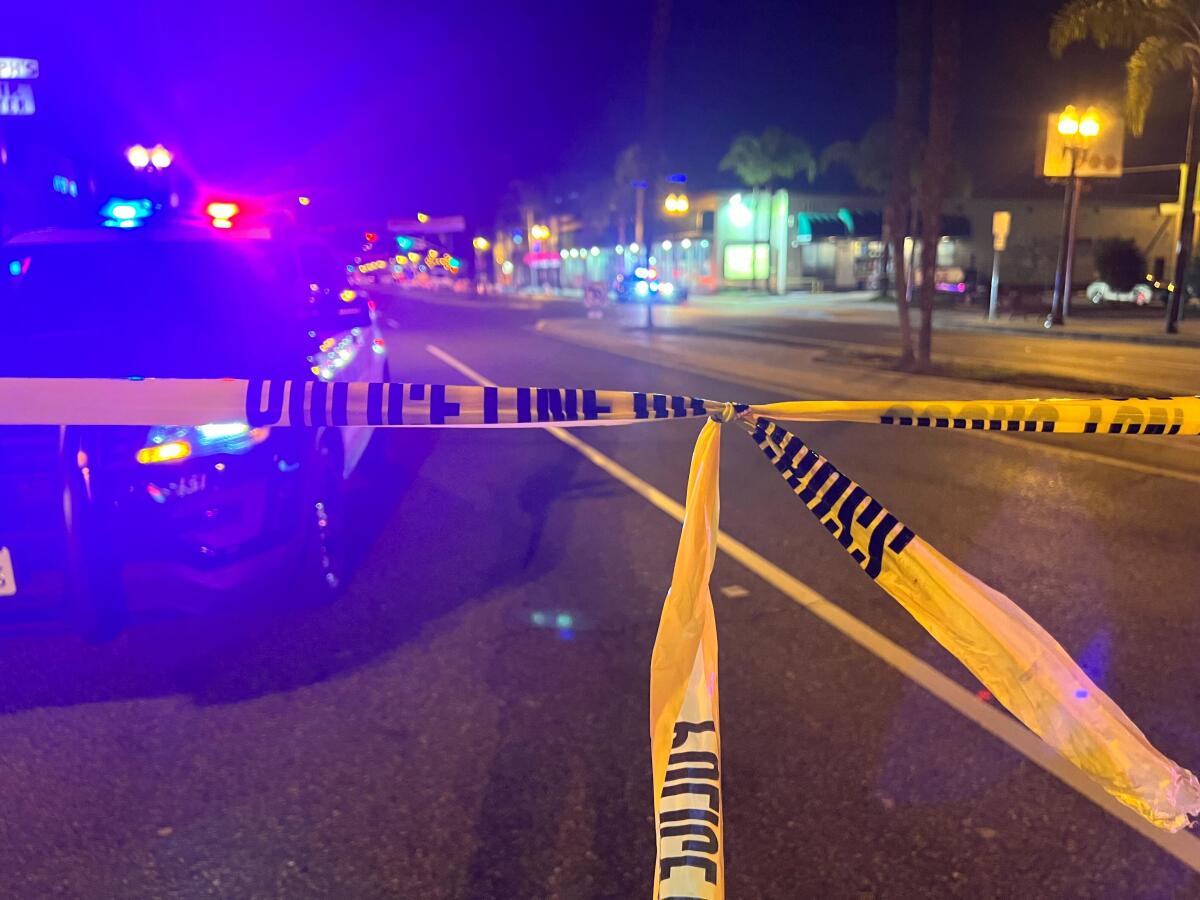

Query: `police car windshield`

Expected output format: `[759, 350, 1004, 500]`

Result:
[0, 236, 314, 378]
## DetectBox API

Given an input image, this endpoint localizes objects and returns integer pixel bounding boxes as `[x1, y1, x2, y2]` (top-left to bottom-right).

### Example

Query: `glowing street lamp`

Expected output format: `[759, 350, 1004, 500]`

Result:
[126, 145, 150, 169]
[1048, 104, 1102, 327]
[472, 236, 490, 251]
[664, 192, 689, 215]
[148, 144, 173, 169]
[530, 224, 551, 242]
[127, 143, 173, 171]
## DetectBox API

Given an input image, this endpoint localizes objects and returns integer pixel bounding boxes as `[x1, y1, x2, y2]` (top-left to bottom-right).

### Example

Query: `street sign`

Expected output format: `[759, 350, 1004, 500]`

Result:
[0, 57, 38, 80]
[0, 82, 35, 116]
[992, 210, 1011, 252]
[388, 216, 465, 234]
[1042, 111, 1124, 178]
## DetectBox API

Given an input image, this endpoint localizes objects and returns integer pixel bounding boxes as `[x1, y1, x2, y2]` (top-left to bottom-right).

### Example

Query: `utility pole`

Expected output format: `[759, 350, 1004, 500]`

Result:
[1166, 76, 1200, 334]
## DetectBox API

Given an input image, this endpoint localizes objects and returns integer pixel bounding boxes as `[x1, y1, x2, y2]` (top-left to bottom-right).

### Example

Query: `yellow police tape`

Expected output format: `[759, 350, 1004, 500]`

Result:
[2, 379, 1199, 899]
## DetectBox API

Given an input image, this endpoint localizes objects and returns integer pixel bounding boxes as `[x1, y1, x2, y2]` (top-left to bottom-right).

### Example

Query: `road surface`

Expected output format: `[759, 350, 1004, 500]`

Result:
[2, 294, 1198, 898]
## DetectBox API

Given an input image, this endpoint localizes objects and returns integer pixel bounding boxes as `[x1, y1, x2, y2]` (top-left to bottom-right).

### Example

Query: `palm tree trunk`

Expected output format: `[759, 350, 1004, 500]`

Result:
[1167, 72, 1200, 333]
[886, 0, 924, 367]
[765, 184, 775, 294]
[916, 0, 961, 370]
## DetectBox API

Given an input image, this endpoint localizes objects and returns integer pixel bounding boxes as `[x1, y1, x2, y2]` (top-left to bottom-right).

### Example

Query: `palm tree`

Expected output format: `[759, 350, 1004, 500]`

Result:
[914, 0, 962, 370]
[820, 121, 893, 193]
[719, 128, 816, 290]
[886, 0, 924, 366]
[1051, 0, 1200, 332]
[613, 143, 647, 246]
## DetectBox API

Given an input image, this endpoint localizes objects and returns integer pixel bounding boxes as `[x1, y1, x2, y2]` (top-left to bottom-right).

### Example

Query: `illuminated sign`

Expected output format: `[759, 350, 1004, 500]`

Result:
[52, 176, 78, 197]
[0, 58, 38, 80]
[0, 82, 35, 116]
[722, 243, 769, 281]
[1042, 110, 1123, 178]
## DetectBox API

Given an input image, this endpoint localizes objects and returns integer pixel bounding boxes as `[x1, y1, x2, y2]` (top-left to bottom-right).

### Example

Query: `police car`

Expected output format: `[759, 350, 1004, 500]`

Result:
[0, 199, 389, 638]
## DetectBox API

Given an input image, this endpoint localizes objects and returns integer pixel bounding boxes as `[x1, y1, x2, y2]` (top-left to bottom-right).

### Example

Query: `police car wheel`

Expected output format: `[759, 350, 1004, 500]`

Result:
[295, 431, 347, 604]
[64, 471, 127, 642]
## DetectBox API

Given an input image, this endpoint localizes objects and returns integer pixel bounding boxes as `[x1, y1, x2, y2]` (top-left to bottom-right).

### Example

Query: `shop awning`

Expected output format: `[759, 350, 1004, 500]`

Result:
[837, 208, 884, 237]
[795, 212, 847, 242]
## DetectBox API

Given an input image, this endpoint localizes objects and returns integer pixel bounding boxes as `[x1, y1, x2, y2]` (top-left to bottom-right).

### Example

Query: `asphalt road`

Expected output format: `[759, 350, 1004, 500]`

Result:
[2, 295, 1200, 898]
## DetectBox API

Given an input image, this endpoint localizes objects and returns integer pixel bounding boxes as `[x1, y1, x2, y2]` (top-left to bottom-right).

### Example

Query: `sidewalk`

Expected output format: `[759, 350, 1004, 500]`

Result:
[684, 291, 1200, 348]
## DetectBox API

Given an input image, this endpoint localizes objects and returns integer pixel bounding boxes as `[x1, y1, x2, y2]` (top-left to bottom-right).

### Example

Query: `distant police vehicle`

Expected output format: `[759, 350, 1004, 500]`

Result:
[612, 267, 688, 304]
[0, 199, 389, 638]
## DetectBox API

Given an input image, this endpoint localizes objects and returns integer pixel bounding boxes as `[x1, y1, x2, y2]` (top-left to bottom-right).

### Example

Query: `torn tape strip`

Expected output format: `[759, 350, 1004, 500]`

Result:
[746, 416, 1200, 832]
[750, 395, 1200, 435]
[0, 378, 724, 427]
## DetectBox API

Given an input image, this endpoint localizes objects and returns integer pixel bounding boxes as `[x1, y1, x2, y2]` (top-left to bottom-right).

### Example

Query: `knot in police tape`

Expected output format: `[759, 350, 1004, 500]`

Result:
[2, 378, 1199, 900]
[709, 401, 746, 424]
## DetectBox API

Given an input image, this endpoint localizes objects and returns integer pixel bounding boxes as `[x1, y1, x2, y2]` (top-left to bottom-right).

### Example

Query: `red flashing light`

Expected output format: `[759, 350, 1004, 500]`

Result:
[365, 231, 379, 243]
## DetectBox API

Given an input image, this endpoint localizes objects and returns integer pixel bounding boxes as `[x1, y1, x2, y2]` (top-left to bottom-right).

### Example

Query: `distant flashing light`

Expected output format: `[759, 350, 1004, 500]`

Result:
[660, 282, 675, 297]
[590, 246, 599, 256]
[661, 240, 672, 251]
[212, 219, 233, 229]
[206, 201, 239, 220]
[615, 245, 624, 255]
[417, 212, 430, 223]
[298, 196, 311, 206]
[681, 238, 692, 249]
[126, 145, 151, 168]
[100, 197, 153, 227]
[634, 280, 650, 297]
[8, 259, 22, 276]
[628, 242, 640, 253]
[148, 145, 173, 169]
[667, 173, 687, 183]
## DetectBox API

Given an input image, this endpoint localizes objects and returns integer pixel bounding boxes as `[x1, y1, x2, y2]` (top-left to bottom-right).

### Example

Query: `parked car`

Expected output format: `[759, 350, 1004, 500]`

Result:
[1086, 280, 1160, 306]
[0, 211, 389, 638]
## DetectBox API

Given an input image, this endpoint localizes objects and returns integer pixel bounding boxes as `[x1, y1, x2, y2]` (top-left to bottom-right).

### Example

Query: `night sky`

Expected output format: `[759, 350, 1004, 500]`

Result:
[5, 0, 1195, 226]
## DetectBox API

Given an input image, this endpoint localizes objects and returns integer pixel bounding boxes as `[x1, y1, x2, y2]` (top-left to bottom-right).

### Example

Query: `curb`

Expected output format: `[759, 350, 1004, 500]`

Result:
[933, 318, 1200, 348]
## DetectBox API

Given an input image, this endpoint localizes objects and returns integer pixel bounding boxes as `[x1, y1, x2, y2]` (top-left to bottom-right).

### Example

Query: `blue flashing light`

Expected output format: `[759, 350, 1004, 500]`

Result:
[555, 612, 573, 628]
[100, 197, 153, 226]
[448, 256, 460, 268]
[7, 259, 20, 277]
[667, 173, 687, 183]
[395, 235, 414, 251]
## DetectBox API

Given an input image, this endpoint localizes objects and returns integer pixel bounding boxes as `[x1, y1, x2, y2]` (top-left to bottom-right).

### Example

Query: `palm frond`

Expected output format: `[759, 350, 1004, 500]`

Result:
[1126, 34, 1188, 134]
[1050, 0, 1157, 55]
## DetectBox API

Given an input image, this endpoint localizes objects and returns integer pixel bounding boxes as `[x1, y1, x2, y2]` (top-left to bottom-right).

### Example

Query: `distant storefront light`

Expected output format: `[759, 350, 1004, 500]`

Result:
[723, 243, 769, 281]
[681, 238, 692, 249]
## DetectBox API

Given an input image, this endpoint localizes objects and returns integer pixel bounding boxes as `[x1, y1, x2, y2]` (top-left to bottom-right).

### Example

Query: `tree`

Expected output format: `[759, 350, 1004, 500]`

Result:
[820, 121, 893, 194]
[823, 120, 895, 300]
[613, 143, 648, 246]
[1094, 237, 1147, 291]
[915, 0, 962, 370]
[886, 0, 925, 367]
[719, 128, 816, 290]
[1050, 0, 1200, 332]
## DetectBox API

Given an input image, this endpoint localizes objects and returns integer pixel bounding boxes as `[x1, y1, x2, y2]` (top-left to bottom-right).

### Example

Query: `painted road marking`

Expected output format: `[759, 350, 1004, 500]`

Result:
[533, 319, 1200, 487]
[426, 341, 1200, 873]
[719, 585, 750, 598]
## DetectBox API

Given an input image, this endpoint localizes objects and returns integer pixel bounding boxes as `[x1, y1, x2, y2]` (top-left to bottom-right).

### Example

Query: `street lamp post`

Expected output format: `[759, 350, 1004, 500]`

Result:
[1047, 105, 1099, 328]
[472, 236, 491, 292]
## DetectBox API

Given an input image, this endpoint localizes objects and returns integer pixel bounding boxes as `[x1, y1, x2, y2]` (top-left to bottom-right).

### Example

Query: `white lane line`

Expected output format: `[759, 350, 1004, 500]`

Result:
[532, 320, 1200, 486]
[425, 341, 1200, 872]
